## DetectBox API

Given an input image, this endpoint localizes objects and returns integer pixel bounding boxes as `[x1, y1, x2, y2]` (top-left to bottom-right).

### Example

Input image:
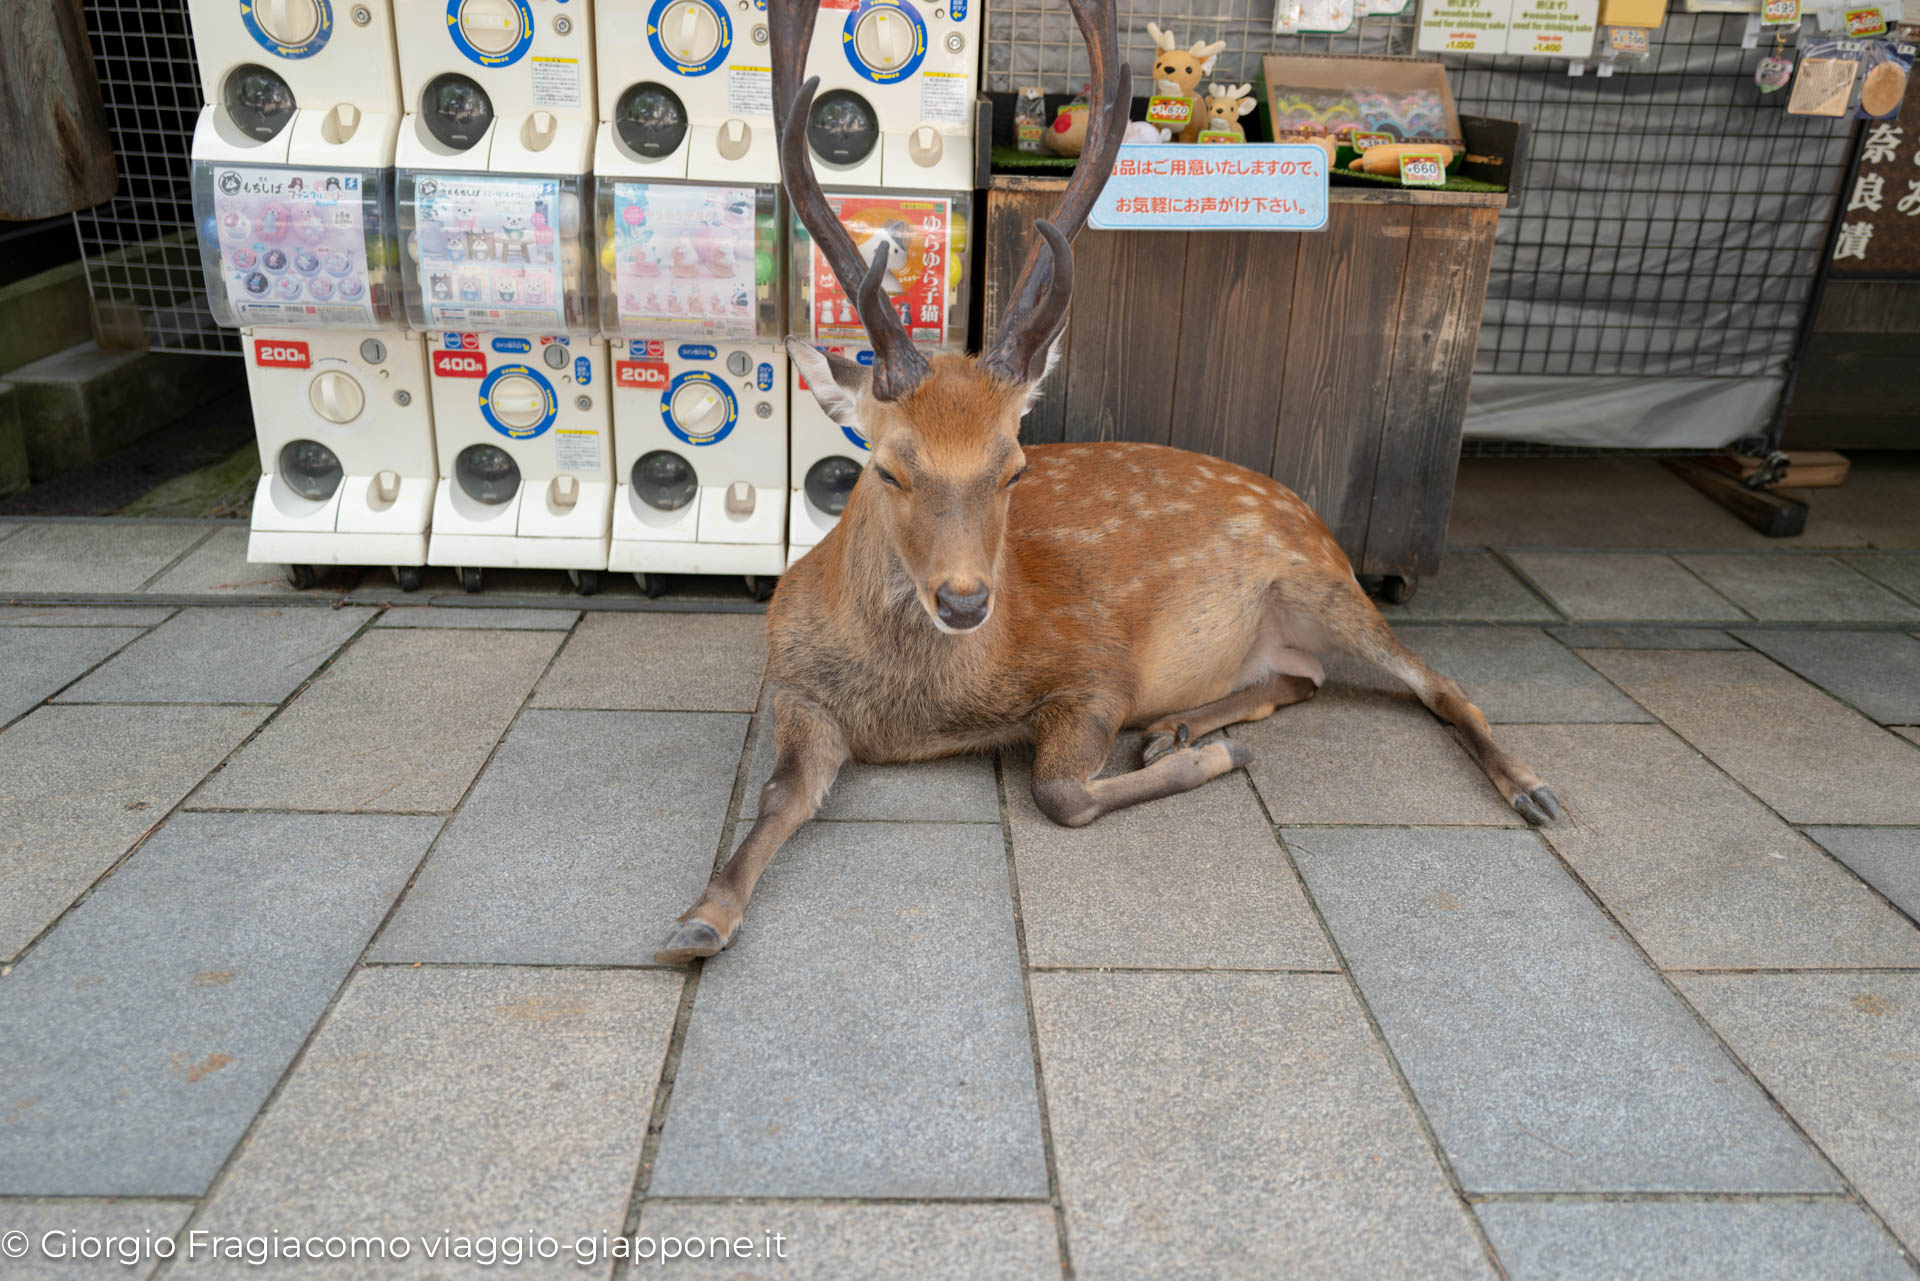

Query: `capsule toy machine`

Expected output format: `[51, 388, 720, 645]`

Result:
[790, 0, 979, 191]
[392, 0, 610, 591]
[187, 0, 435, 589]
[593, 0, 780, 184]
[786, 188, 969, 564]
[595, 177, 788, 598]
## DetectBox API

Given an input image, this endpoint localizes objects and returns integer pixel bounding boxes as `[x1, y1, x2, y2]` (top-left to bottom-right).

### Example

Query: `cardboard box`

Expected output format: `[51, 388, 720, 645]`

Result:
[1260, 54, 1464, 149]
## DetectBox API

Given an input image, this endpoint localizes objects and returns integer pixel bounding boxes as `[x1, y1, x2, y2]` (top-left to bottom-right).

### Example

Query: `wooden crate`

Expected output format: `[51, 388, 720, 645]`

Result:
[984, 181, 1505, 578]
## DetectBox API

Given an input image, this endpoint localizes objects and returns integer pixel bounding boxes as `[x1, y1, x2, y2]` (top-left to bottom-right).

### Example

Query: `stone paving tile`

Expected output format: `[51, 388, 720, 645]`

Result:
[0, 812, 438, 1196]
[192, 627, 561, 812]
[635, 1203, 1062, 1281]
[0, 605, 176, 626]
[174, 967, 679, 1281]
[0, 1200, 195, 1281]
[1545, 625, 1745, 650]
[1504, 553, 1749, 622]
[0, 522, 212, 594]
[1498, 724, 1920, 970]
[1376, 548, 1558, 622]
[1897, 725, 1920, 746]
[342, 566, 569, 603]
[1234, 683, 1519, 826]
[1845, 552, 1920, 605]
[140, 526, 334, 598]
[1, 704, 268, 960]
[1003, 742, 1331, 970]
[651, 822, 1047, 1198]
[1475, 1200, 1914, 1281]
[373, 605, 578, 630]
[56, 606, 373, 705]
[1398, 625, 1652, 723]
[532, 612, 765, 712]
[1287, 826, 1834, 1193]
[1678, 555, 1920, 624]
[1581, 649, 1920, 825]
[1731, 629, 1920, 724]
[1449, 458, 1797, 549]
[1804, 828, 1920, 923]
[741, 697, 999, 822]
[372, 710, 744, 965]
[0, 626, 144, 724]
[1675, 973, 1920, 1256]
[1031, 970, 1493, 1281]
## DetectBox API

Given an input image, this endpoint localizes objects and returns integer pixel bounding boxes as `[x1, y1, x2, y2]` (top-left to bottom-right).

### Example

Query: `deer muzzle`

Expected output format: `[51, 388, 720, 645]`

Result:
[932, 580, 992, 633]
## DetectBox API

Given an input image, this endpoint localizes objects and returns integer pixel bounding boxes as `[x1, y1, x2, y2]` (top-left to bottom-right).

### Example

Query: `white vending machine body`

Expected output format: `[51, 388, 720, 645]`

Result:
[595, 0, 780, 184]
[596, 173, 787, 579]
[794, 0, 977, 191]
[425, 334, 615, 569]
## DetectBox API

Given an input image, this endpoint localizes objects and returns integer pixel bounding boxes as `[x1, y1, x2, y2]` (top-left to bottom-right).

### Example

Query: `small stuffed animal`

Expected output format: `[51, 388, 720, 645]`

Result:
[1145, 22, 1228, 143]
[1199, 83, 1257, 142]
[1045, 98, 1089, 157]
[1122, 120, 1173, 144]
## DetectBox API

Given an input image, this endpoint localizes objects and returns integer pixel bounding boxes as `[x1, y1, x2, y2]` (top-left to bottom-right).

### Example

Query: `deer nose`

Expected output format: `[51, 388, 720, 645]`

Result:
[934, 581, 991, 630]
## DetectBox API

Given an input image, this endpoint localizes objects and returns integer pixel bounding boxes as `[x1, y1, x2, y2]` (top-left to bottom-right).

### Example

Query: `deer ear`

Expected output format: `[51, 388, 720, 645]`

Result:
[787, 338, 867, 430]
[1237, 98, 1257, 118]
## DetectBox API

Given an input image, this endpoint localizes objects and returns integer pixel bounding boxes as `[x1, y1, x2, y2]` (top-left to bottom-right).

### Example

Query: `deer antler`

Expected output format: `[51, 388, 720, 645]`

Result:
[770, 0, 930, 402]
[1146, 20, 1176, 51]
[981, 0, 1132, 387]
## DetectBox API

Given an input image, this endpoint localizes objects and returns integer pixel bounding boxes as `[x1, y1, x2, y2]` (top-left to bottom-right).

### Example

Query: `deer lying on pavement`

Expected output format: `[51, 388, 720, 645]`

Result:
[653, 0, 1562, 964]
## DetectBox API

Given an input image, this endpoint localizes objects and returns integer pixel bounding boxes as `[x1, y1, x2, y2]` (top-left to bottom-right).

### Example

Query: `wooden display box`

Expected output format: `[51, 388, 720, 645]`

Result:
[983, 122, 1524, 577]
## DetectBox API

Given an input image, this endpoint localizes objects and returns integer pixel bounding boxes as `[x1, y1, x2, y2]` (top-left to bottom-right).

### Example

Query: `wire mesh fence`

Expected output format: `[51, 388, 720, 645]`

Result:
[71, 0, 236, 355]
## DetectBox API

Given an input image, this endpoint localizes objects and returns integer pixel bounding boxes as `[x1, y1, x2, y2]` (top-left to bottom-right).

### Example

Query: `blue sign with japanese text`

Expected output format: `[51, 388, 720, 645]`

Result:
[1088, 145, 1329, 233]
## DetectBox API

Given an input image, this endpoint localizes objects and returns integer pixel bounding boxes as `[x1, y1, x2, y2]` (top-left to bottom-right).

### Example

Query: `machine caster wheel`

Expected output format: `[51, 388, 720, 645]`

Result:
[747, 575, 777, 603]
[634, 573, 667, 598]
[1380, 575, 1417, 605]
[284, 564, 317, 590]
[393, 566, 424, 593]
[569, 569, 602, 597]
[460, 567, 483, 594]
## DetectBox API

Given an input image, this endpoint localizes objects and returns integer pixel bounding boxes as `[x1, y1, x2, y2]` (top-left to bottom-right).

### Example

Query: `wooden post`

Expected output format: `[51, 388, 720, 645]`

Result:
[0, 0, 118, 219]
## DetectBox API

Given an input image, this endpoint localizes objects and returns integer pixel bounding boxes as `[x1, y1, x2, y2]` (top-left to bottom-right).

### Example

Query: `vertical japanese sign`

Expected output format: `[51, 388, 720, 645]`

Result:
[809, 194, 950, 346]
[1831, 43, 1920, 277]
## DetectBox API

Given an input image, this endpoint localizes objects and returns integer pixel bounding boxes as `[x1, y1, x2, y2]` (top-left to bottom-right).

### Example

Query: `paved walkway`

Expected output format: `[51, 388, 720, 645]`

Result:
[2, 460, 1919, 1279]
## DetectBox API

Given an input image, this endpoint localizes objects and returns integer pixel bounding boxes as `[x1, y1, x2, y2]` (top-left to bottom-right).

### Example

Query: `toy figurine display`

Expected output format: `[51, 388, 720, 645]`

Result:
[1198, 83, 1258, 142]
[1145, 23, 1229, 143]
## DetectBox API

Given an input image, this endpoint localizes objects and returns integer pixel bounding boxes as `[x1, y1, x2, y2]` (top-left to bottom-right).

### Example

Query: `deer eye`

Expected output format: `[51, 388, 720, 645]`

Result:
[874, 465, 903, 489]
[1005, 465, 1029, 489]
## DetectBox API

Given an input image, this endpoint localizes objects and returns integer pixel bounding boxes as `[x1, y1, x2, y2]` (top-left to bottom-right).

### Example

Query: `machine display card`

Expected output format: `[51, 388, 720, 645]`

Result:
[809, 194, 950, 346]
[412, 176, 570, 331]
[610, 183, 763, 339]
[211, 167, 378, 327]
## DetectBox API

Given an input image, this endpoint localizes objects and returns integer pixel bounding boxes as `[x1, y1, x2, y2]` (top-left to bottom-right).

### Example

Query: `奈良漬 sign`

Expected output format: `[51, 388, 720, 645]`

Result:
[1087, 145, 1329, 232]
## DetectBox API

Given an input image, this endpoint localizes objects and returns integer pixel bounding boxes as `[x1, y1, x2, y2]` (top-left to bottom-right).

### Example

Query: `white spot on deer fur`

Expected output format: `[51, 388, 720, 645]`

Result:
[1236, 495, 1262, 507]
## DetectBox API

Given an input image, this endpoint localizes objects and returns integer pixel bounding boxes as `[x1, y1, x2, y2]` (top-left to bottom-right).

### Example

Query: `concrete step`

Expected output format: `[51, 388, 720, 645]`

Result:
[9, 341, 240, 482]
[0, 261, 93, 377]
[0, 379, 26, 497]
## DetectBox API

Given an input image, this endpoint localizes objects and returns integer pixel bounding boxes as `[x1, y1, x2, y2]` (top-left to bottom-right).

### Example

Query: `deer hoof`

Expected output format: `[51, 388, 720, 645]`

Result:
[1511, 786, 1563, 827]
[1141, 722, 1197, 766]
[654, 919, 727, 965]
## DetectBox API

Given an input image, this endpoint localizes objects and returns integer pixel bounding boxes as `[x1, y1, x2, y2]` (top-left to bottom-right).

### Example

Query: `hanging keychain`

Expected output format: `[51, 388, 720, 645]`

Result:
[1757, 29, 1796, 92]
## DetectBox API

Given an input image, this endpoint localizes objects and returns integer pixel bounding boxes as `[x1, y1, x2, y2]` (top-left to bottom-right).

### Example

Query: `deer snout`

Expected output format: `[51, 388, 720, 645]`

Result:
[933, 580, 992, 632]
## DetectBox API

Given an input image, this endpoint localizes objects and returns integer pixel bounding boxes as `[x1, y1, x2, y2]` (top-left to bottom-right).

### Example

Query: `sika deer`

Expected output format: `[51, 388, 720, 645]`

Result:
[653, 0, 1561, 963]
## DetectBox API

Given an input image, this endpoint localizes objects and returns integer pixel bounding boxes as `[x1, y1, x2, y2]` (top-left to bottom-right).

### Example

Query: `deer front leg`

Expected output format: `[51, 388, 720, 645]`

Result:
[654, 695, 849, 964]
[1030, 698, 1251, 829]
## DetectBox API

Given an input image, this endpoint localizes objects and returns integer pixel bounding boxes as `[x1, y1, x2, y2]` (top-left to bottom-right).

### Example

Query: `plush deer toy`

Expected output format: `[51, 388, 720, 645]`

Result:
[652, 0, 1562, 965]
[1202, 82, 1258, 141]
[1145, 21, 1228, 142]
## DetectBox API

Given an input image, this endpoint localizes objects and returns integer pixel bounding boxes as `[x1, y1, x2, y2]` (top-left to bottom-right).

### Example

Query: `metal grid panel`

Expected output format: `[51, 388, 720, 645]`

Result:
[1452, 13, 1852, 379]
[71, 0, 236, 355]
[984, 2, 1420, 94]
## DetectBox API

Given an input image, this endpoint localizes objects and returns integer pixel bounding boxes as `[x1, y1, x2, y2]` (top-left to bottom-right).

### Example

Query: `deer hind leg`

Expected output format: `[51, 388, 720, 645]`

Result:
[654, 693, 849, 964]
[1140, 673, 1319, 766]
[1031, 698, 1250, 830]
[1308, 578, 1563, 825]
